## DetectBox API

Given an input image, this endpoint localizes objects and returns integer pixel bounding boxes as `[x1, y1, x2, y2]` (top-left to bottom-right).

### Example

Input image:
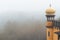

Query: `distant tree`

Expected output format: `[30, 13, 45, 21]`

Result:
[0, 19, 46, 40]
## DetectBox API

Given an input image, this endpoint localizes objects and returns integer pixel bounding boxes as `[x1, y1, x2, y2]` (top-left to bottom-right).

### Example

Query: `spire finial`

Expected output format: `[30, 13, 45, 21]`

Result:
[49, 4, 51, 7]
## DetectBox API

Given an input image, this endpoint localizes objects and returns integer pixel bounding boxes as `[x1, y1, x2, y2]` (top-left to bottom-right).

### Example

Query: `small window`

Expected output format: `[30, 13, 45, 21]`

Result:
[59, 28, 60, 30]
[57, 27, 59, 30]
[48, 31, 50, 37]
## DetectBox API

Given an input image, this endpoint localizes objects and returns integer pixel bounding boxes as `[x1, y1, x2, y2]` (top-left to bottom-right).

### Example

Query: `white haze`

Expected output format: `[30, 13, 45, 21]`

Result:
[0, 0, 59, 40]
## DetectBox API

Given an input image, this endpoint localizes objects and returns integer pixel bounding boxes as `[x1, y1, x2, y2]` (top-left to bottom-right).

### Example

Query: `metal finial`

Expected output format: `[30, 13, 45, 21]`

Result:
[49, 4, 51, 7]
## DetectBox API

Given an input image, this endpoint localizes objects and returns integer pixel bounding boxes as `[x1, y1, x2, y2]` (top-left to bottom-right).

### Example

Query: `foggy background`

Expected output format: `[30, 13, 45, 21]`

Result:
[0, 0, 60, 40]
[0, 12, 46, 40]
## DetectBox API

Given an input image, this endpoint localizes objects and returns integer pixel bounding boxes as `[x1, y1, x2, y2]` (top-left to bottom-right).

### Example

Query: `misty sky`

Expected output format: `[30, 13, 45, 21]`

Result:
[0, 0, 60, 29]
[0, 0, 60, 12]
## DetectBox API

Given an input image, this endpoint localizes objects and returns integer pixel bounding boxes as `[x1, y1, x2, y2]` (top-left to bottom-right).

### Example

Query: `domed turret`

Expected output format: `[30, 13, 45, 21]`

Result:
[45, 4, 56, 28]
[46, 4, 55, 15]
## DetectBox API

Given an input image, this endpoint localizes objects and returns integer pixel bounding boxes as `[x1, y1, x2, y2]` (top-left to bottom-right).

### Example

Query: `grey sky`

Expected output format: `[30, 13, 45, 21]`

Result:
[0, 0, 59, 13]
[0, 0, 59, 12]
[0, 0, 60, 17]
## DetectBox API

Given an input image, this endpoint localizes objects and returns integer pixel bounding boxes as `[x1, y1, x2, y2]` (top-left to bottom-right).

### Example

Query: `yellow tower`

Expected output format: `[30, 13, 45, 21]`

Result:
[45, 4, 56, 40]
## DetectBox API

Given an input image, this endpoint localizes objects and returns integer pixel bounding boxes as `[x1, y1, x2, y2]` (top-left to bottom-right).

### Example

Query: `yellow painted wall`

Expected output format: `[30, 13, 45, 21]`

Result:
[47, 28, 53, 40]
[47, 27, 60, 40]
[53, 27, 59, 40]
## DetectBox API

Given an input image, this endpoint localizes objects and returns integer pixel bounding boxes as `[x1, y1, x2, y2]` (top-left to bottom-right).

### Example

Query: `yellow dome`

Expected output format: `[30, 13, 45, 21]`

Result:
[46, 7, 55, 14]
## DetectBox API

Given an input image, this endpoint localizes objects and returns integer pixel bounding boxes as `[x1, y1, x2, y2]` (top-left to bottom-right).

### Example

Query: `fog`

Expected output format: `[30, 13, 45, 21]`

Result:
[0, 0, 59, 40]
[0, 11, 46, 40]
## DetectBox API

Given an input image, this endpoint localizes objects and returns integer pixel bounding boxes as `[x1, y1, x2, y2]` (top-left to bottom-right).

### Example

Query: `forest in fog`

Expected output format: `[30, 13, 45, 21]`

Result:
[0, 12, 46, 40]
[0, 18, 46, 40]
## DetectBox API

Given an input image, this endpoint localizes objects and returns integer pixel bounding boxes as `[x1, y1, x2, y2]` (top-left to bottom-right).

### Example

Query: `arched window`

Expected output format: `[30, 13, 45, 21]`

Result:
[59, 28, 60, 30]
[57, 27, 59, 30]
[48, 31, 50, 37]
